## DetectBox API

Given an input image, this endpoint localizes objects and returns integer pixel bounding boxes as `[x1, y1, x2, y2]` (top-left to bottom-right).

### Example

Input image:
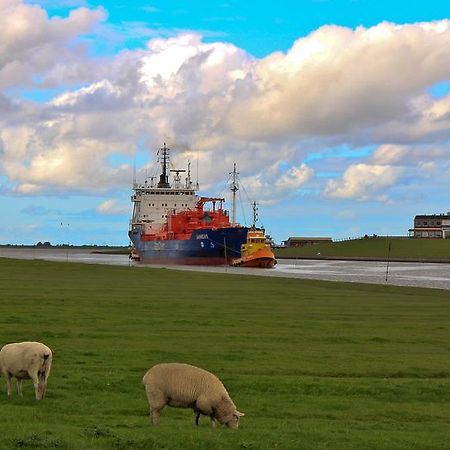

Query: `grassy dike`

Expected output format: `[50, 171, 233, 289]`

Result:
[0, 258, 449, 449]
[274, 237, 450, 261]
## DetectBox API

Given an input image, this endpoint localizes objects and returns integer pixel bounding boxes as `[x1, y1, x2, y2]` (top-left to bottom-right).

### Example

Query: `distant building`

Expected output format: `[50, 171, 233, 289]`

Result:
[408, 213, 450, 239]
[283, 237, 332, 247]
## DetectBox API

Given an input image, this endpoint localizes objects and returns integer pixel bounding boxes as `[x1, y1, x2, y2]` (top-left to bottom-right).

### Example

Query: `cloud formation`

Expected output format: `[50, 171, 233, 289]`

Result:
[0, 0, 106, 89]
[324, 163, 403, 201]
[240, 162, 314, 204]
[323, 141, 450, 201]
[1, 1, 450, 206]
[228, 21, 450, 139]
[97, 199, 129, 215]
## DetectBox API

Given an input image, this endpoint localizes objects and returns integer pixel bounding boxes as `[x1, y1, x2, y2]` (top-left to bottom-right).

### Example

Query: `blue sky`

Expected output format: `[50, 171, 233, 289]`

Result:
[39, 1, 450, 55]
[1, 0, 450, 245]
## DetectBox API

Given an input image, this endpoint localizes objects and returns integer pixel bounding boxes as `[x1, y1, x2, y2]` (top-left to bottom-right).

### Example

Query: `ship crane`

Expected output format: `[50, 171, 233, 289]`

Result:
[196, 197, 225, 211]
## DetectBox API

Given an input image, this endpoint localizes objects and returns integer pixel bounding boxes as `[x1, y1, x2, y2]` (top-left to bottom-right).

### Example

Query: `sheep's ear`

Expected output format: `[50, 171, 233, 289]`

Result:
[234, 410, 245, 417]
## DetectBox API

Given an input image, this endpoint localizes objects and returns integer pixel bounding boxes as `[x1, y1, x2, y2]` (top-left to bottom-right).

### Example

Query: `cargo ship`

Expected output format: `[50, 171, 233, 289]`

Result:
[128, 144, 249, 265]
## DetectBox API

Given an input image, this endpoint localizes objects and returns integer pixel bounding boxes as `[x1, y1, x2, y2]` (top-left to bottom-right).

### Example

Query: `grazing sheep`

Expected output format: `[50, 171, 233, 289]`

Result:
[143, 363, 244, 428]
[0, 342, 53, 400]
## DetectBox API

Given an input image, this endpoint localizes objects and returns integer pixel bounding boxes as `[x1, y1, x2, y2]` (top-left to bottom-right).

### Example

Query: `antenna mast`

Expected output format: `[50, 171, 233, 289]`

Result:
[157, 143, 171, 188]
[229, 163, 239, 225]
[252, 201, 258, 228]
[186, 161, 192, 189]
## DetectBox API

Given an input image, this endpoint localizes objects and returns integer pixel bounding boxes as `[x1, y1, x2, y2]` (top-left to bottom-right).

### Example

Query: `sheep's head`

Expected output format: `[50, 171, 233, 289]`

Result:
[224, 410, 245, 429]
[215, 396, 245, 428]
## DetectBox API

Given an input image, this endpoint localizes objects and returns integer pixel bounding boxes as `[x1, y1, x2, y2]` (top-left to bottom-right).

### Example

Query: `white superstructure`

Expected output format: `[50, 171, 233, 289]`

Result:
[130, 144, 199, 235]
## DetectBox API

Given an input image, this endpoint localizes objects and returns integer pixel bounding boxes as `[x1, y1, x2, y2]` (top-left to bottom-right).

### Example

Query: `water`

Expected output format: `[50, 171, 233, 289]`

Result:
[0, 248, 130, 266]
[274, 259, 450, 290]
[1, 248, 449, 290]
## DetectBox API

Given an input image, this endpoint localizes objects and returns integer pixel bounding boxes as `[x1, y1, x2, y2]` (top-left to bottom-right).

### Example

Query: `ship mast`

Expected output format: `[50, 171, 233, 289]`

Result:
[157, 143, 171, 188]
[252, 201, 258, 229]
[229, 163, 239, 225]
[185, 161, 192, 189]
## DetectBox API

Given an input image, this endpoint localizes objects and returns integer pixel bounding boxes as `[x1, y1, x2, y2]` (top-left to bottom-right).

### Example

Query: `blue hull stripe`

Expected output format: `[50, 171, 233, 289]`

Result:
[129, 227, 249, 265]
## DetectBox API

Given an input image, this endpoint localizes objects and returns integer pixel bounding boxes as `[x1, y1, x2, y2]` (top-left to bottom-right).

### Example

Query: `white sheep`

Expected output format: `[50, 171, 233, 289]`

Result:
[142, 362, 244, 428]
[0, 341, 53, 400]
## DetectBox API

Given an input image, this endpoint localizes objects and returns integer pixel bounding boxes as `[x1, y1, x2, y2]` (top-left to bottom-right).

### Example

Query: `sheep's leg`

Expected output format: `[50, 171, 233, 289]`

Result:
[146, 388, 165, 426]
[194, 396, 216, 427]
[4, 372, 12, 396]
[42, 383, 47, 399]
[43, 357, 52, 387]
[16, 379, 23, 396]
[29, 371, 42, 400]
[43, 371, 50, 397]
[150, 406, 164, 426]
[38, 372, 47, 399]
[194, 410, 215, 427]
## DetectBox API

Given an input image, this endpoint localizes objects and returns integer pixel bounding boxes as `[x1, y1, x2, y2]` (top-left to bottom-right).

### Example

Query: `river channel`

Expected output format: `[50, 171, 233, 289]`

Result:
[1, 247, 449, 291]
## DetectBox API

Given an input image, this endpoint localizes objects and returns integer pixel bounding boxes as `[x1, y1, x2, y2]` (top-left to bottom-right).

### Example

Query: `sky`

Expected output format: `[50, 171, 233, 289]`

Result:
[1, 0, 450, 246]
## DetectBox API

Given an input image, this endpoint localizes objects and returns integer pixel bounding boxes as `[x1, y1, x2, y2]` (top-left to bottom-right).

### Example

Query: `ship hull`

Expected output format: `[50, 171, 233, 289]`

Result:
[230, 248, 277, 268]
[129, 227, 249, 265]
[236, 257, 277, 268]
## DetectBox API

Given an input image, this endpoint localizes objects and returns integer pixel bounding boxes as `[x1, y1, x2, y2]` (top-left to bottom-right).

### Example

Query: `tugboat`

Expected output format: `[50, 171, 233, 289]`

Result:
[230, 202, 277, 268]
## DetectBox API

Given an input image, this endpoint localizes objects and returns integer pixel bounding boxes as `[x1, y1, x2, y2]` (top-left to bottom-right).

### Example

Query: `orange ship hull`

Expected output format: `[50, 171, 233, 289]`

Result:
[231, 248, 277, 268]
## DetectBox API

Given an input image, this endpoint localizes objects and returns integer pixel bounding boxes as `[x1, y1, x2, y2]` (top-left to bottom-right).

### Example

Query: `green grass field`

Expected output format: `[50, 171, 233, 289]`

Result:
[0, 258, 449, 449]
[274, 237, 450, 261]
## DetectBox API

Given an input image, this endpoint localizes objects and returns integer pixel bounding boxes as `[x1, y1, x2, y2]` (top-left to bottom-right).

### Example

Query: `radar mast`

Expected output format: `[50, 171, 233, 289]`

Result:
[157, 143, 171, 188]
[229, 163, 239, 225]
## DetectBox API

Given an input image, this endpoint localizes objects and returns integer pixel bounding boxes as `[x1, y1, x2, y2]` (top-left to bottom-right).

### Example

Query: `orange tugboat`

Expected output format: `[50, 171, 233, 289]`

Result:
[230, 202, 277, 268]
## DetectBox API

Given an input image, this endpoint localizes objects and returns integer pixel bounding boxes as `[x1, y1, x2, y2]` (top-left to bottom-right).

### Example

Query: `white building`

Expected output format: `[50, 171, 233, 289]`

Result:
[409, 213, 450, 239]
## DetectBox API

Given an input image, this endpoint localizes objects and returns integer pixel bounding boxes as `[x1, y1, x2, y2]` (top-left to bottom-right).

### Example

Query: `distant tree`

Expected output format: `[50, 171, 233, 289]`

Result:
[36, 241, 52, 247]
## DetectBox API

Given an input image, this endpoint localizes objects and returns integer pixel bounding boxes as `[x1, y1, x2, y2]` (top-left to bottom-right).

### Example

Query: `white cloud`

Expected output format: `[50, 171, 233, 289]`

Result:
[240, 163, 314, 203]
[0, 127, 132, 193]
[97, 199, 129, 215]
[1, 4, 450, 206]
[226, 21, 450, 140]
[322, 139, 450, 202]
[275, 164, 314, 192]
[0, 0, 105, 88]
[372, 145, 407, 165]
[17, 183, 41, 194]
[324, 163, 402, 201]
